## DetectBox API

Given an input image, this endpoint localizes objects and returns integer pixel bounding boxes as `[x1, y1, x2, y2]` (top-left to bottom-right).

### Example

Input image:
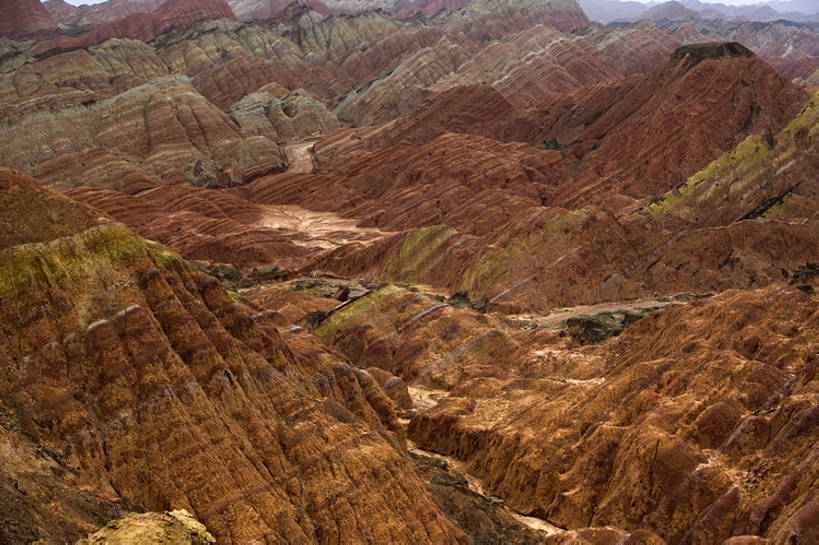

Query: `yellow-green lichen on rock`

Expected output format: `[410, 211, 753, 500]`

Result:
[314, 284, 403, 341]
[630, 90, 818, 223]
[460, 208, 583, 294]
[381, 224, 459, 282]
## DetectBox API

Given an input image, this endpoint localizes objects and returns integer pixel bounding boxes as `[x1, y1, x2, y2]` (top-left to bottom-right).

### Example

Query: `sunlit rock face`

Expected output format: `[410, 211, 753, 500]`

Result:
[0, 167, 467, 544]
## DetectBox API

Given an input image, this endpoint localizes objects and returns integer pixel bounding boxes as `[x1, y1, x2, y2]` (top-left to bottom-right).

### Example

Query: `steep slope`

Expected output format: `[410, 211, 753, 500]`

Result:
[0, 167, 467, 544]
[0, 0, 58, 36]
[441, 0, 591, 40]
[409, 286, 818, 544]
[583, 21, 680, 75]
[659, 17, 819, 82]
[76, 510, 216, 544]
[640, 0, 699, 21]
[262, 43, 806, 219]
[530, 42, 805, 208]
[230, 0, 332, 20]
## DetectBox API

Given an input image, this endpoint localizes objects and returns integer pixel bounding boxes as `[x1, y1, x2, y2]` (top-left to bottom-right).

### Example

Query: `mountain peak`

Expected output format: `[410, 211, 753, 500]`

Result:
[671, 41, 755, 68]
[0, 0, 57, 36]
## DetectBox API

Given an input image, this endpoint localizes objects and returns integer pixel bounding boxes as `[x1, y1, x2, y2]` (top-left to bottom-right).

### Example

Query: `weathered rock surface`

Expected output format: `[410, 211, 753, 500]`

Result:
[408, 286, 818, 543]
[230, 0, 332, 21]
[0, 0, 58, 36]
[0, 167, 467, 544]
[310, 284, 524, 389]
[238, 46, 814, 312]
[45, 0, 167, 29]
[660, 17, 819, 82]
[640, 0, 699, 22]
[430, 25, 622, 109]
[410, 450, 548, 544]
[76, 510, 216, 545]
[0, 3, 816, 543]
[583, 21, 680, 75]
[229, 88, 340, 141]
[1, 77, 285, 191]
[36, 0, 237, 53]
[0, 415, 128, 545]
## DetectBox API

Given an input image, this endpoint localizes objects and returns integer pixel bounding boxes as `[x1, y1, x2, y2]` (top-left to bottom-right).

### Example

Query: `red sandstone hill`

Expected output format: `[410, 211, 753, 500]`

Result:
[230, 44, 814, 312]
[407, 286, 819, 544]
[0, 167, 468, 543]
[35, 0, 236, 53]
[270, 43, 805, 226]
[0, 3, 816, 542]
[44, 0, 167, 27]
[0, 0, 57, 36]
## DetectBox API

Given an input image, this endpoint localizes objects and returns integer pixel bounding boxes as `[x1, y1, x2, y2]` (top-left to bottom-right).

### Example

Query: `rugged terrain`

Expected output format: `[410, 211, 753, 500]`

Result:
[0, 0, 816, 544]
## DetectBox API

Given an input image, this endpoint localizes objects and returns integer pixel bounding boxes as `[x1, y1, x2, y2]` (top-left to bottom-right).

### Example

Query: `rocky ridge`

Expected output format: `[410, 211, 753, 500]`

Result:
[408, 286, 818, 544]
[0, 2, 816, 544]
[0, 167, 467, 544]
[236, 45, 813, 312]
[0, 0, 58, 36]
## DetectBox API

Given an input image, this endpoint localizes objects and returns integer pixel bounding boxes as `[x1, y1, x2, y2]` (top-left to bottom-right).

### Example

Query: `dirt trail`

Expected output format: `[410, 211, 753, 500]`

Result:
[257, 205, 389, 249]
[508, 294, 701, 331]
[253, 141, 396, 250]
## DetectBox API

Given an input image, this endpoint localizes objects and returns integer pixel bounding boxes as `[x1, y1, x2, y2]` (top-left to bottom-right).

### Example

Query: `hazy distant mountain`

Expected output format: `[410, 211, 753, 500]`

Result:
[578, 0, 818, 24]
[578, 0, 648, 23]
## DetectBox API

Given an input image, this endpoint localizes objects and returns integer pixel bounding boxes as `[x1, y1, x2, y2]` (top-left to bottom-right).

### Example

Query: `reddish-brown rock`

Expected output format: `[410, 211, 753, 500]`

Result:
[45, 0, 167, 27]
[35, 0, 236, 53]
[0, 167, 468, 544]
[0, 0, 57, 36]
[1, 77, 285, 192]
[407, 286, 818, 543]
[583, 21, 680, 75]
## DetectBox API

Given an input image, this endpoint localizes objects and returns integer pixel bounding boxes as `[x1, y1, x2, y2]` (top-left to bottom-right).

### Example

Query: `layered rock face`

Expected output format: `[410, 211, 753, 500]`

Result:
[583, 20, 680, 75]
[228, 88, 340, 141]
[408, 286, 818, 544]
[36, 0, 237, 52]
[0, 1, 817, 543]
[45, 0, 168, 28]
[237, 45, 814, 312]
[0, 0, 58, 36]
[230, 0, 333, 21]
[0, 167, 467, 544]
[1, 77, 285, 192]
[657, 17, 819, 83]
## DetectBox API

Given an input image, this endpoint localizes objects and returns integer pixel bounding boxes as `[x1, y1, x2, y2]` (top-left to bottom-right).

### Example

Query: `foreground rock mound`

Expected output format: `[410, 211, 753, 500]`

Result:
[0, 168, 465, 544]
[77, 510, 215, 545]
